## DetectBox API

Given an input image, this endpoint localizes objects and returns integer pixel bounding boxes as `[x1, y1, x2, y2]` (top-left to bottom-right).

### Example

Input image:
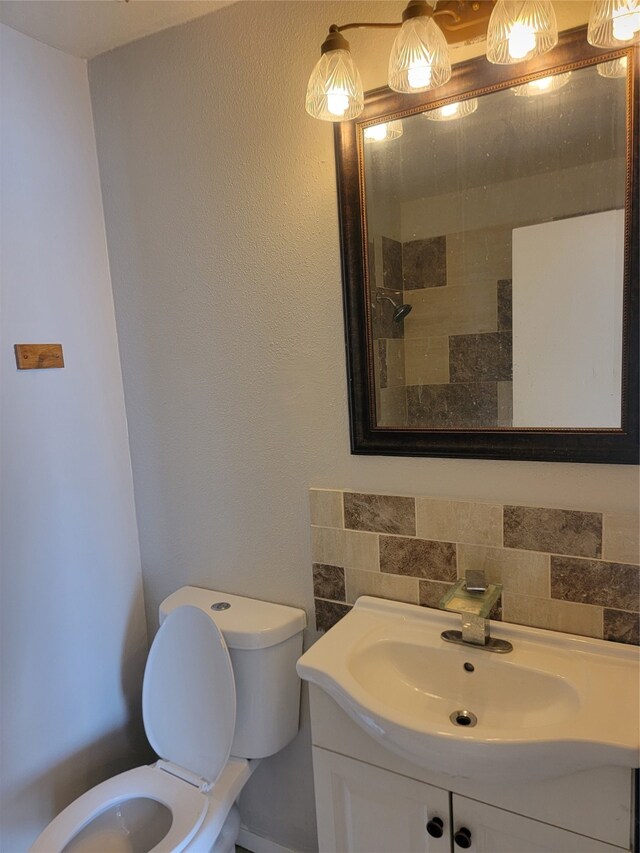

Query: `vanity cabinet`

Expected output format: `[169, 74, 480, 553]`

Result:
[309, 687, 636, 853]
[450, 795, 623, 853]
[313, 750, 450, 853]
[313, 749, 624, 853]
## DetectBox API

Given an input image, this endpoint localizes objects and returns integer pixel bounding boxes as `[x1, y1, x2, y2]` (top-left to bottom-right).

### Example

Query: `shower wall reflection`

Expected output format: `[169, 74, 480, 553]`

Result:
[373, 227, 512, 427]
[366, 61, 626, 430]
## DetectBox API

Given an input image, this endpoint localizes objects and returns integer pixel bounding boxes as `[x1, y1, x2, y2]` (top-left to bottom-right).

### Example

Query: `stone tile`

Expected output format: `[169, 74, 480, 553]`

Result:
[457, 544, 550, 597]
[416, 498, 502, 547]
[419, 579, 453, 609]
[380, 535, 456, 581]
[314, 598, 351, 632]
[373, 341, 381, 389]
[497, 279, 512, 331]
[446, 227, 512, 289]
[377, 339, 405, 389]
[497, 381, 513, 428]
[449, 332, 512, 384]
[373, 342, 382, 398]
[387, 339, 407, 388]
[313, 564, 346, 601]
[372, 287, 404, 340]
[344, 492, 416, 536]
[503, 506, 602, 558]
[382, 236, 403, 290]
[403, 282, 497, 338]
[311, 527, 379, 571]
[502, 593, 603, 639]
[378, 386, 407, 427]
[603, 609, 640, 645]
[368, 241, 376, 291]
[309, 489, 343, 528]
[485, 599, 503, 620]
[345, 567, 419, 605]
[404, 336, 449, 386]
[603, 513, 640, 564]
[406, 382, 498, 428]
[491, 601, 503, 620]
[402, 236, 446, 290]
[550, 556, 640, 611]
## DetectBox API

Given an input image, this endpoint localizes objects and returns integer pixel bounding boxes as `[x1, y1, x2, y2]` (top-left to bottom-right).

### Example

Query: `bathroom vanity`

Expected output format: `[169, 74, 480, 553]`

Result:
[309, 685, 635, 852]
[298, 597, 639, 852]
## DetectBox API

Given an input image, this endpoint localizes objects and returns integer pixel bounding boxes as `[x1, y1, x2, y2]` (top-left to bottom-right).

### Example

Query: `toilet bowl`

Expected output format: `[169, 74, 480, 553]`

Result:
[31, 588, 306, 853]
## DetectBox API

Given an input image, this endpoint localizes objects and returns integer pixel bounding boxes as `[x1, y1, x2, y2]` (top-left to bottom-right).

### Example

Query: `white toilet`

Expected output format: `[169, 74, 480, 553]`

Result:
[31, 586, 306, 853]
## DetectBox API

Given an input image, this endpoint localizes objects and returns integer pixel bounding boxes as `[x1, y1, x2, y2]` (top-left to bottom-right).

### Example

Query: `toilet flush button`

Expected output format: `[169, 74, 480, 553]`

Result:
[211, 602, 231, 611]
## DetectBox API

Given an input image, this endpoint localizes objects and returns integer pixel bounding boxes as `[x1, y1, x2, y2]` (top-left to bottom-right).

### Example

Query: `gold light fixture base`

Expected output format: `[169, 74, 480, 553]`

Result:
[434, 0, 497, 45]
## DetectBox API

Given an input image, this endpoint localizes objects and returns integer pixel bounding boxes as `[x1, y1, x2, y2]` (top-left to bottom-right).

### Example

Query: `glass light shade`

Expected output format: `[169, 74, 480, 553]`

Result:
[588, 0, 640, 47]
[597, 55, 629, 77]
[363, 120, 404, 143]
[486, 1, 558, 64]
[512, 71, 571, 95]
[305, 49, 364, 122]
[388, 15, 451, 93]
[424, 98, 479, 121]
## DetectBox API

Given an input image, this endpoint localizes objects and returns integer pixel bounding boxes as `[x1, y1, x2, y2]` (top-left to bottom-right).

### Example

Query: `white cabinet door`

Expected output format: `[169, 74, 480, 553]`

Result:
[451, 795, 628, 853]
[313, 747, 450, 853]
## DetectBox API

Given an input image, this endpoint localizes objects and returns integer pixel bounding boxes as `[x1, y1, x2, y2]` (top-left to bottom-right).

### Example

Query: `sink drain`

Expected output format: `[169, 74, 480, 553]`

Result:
[450, 709, 477, 728]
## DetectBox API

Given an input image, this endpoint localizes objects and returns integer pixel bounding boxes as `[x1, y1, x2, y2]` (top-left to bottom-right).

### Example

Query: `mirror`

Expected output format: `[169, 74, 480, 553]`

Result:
[336, 29, 638, 463]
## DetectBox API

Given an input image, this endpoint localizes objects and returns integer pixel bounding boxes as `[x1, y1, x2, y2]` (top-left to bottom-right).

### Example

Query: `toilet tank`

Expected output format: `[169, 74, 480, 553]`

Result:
[159, 586, 306, 759]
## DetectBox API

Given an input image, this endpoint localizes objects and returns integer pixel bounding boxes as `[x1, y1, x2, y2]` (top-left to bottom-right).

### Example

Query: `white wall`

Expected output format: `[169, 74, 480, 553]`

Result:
[400, 160, 624, 241]
[1, 25, 148, 852]
[87, 3, 639, 850]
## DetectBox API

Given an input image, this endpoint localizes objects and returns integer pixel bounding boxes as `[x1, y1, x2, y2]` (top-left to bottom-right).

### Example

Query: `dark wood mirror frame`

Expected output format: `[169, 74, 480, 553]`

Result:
[336, 27, 639, 464]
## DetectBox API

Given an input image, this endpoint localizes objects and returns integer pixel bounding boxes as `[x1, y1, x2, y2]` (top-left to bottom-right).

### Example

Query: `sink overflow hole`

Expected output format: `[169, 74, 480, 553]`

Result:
[450, 709, 478, 728]
[463, 662, 474, 672]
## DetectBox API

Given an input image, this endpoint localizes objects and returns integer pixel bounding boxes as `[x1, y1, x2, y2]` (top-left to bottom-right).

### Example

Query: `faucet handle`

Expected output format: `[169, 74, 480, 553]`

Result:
[465, 569, 486, 593]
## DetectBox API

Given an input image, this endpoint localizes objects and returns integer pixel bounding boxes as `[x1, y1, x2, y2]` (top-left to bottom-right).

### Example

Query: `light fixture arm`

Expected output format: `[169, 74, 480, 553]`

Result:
[322, 1, 485, 49]
[319, 22, 401, 54]
[328, 22, 401, 35]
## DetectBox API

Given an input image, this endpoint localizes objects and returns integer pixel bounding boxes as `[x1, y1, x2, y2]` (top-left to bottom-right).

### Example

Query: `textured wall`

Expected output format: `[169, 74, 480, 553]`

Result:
[88, 3, 638, 850]
[1, 25, 147, 851]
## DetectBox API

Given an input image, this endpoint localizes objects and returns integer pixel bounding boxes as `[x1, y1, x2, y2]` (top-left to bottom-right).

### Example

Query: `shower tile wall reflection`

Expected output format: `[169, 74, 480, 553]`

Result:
[373, 237, 406, 425]
[364, 61, 626, 430]
[372, 227, 514, 427]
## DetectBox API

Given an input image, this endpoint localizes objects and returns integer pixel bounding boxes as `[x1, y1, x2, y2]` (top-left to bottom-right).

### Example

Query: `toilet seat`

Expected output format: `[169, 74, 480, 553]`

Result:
[30, 765, 209, 853]
[31, 606, 242, 853]
[143, 605, 236, 784]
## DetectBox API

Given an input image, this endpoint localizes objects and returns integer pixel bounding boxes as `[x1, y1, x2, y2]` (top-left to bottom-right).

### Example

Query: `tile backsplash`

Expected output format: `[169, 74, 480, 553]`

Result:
[309, 489, 640, 646]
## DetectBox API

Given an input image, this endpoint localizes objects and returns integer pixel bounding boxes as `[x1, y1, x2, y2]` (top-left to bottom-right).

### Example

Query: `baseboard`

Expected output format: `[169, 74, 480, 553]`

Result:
[237, 825, 299, 853]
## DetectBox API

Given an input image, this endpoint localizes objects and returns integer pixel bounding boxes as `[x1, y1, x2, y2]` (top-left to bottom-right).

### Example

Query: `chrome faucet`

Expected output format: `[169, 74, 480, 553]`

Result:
[439, 570, 513, 654]
[464, 569, 487, 593]
[461, 612, 491, 646]
[461, 570, 490, 646]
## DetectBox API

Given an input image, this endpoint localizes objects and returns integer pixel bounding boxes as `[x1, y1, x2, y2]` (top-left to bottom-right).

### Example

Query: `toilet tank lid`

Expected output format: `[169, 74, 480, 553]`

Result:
[159, 586, 306, 650]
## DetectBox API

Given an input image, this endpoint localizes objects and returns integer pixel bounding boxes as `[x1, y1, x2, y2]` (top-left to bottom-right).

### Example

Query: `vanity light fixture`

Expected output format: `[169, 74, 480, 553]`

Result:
[306, 0, 636, 122]
[588, 0, 640, 47]
[363, 120, 404, 142]
[305, 28, 364, 121]
[387, 2, 451, 93]
[511, 70, 571, 94]
[305, 0, 495, 122]
[486, 1, 558, 64]
[424, 97, 479, 120]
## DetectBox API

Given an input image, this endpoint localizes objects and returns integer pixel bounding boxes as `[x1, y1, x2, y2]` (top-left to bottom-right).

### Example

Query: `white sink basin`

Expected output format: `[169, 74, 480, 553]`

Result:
[297, 597, 640, 783]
